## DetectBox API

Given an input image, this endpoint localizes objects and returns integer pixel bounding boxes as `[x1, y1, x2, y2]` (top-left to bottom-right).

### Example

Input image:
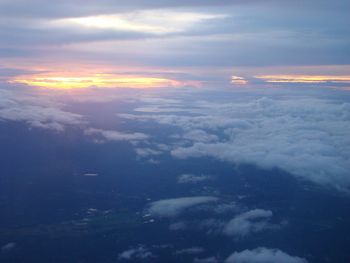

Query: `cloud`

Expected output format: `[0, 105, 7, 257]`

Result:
[56, 10, 227, 35]
[223, 209, 274, 237]
[174, 129, 219, 143]
[135, 147, 162, 157]
[118, 246, 154, 260]
[177, 174, 212, 184]
[120, 90, 350, 191]
[84, 127, 148, 142]
[0, 88, 84, 131]
[225, 247, 308, 263]
[169, 96, 350, 191]
[148, 196, 218, 217]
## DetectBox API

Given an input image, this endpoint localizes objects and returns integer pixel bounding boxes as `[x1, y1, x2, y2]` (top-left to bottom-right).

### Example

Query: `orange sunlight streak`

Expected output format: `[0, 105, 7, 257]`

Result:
[255, 75, 350, 83]
[10, 73, 182, 89]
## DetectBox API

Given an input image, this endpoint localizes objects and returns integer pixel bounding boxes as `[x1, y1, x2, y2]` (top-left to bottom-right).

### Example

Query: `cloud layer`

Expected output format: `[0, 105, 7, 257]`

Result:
[122, 88, 350, 191]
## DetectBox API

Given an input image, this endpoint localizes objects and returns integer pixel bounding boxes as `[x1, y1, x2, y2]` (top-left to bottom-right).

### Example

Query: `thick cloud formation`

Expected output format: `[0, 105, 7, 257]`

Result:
[148, 196, 218, 217]
[123, 88, 350, 191]
[225, 247, 308, 263]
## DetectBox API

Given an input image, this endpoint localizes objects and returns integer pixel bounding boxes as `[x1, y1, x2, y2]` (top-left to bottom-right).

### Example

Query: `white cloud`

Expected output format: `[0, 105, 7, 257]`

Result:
[148, 196, 218, 217]
[0, 88, 84, 131]
[225, 247, 308, 263]
[122, 90, 350, 191]
[118, 246, 153, 260]
[85, 127, 148, 142]
[224, 209, 274, 237]
[177, 174, 212, 184]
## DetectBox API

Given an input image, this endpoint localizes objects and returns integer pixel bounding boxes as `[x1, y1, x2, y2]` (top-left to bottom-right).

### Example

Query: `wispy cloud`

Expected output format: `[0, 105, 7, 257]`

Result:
[85, 128, 148, 142]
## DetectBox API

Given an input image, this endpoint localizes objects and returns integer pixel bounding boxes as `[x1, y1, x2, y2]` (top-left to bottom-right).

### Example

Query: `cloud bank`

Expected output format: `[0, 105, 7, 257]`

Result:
[123, 89, 350, 191]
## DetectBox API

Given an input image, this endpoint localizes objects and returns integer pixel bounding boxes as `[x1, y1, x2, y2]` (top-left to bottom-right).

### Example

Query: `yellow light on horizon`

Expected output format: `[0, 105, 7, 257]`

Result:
[10, 74, 181, 89]
[255, 75, 350, 83]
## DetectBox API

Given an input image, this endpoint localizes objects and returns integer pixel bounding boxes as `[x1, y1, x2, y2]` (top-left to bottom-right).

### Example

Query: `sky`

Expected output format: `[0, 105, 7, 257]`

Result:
[0, 0, 350, 89]
[1, 2, 350, 262]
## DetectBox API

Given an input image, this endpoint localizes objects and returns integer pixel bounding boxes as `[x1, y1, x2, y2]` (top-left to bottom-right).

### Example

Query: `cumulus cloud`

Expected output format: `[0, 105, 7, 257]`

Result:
[224, 209, 274, 237]
[225, 247, 308, 263]
[148, 196, 218, 217]
[84, 128, 148, 142]
[177, 174, 212, 184]
[118, 246, 154, 260]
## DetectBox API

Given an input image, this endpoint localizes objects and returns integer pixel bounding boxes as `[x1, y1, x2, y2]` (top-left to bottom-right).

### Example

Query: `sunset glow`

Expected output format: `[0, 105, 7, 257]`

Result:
[255, 75, 350, 83]
[10, 74, 180, 89]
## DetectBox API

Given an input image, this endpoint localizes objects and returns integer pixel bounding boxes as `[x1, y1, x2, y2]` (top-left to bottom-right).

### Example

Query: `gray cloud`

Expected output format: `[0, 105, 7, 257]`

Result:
[1, 0, 349, 70]
[225, 247, 308, 263]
